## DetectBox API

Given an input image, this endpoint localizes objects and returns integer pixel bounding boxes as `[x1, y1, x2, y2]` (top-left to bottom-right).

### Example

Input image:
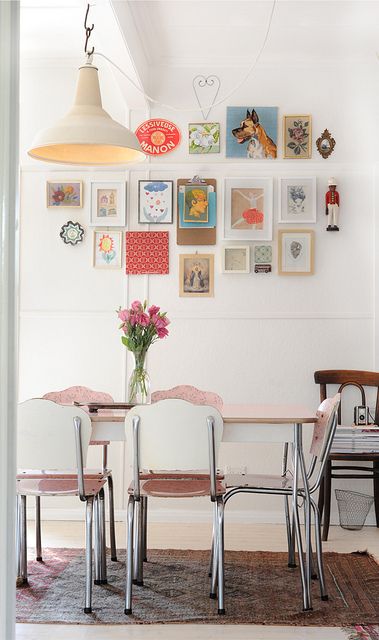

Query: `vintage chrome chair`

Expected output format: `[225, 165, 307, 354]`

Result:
[42, 386, 117, 561]
[124, 399, 226, 615]
[16, 399, 108, 613]
[220, 394, 340, 609]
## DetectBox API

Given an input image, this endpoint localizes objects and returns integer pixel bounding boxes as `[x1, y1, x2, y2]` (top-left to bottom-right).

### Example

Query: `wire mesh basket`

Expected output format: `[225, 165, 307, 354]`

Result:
[335, 489, 374, 531]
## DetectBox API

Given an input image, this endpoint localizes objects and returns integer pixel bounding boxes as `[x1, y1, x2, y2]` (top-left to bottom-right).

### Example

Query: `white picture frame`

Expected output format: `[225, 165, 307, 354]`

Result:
[138, 180, 174, 224]
[222, 246, 250, 273]
[93, 230, 122, 269]
[224, 177, 273, 241]
[278, 177, 316, 224]
[90, 182, 126, 227]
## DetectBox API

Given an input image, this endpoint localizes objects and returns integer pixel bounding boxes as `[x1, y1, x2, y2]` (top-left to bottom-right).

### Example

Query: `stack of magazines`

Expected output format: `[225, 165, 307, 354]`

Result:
[332, 425, 379, 453]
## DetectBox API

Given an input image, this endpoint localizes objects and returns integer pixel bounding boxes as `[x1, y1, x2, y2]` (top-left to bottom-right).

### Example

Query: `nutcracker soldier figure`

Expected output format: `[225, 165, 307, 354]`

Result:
[325, 177, 340, 231]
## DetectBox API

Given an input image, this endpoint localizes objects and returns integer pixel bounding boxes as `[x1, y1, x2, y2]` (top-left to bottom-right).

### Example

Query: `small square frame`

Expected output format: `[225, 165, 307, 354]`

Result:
[222, 246, 250, 273]
[90, 182, 126, 227]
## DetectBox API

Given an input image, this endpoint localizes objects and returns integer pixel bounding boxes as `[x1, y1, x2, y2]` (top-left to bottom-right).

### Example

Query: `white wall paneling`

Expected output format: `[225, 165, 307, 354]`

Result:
[19, 36, 378, 525]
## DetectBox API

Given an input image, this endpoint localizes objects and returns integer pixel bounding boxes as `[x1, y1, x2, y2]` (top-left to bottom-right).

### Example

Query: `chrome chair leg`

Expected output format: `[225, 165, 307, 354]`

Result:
[311, 497, 328, 600]
[15, 496, 22, 584]
[210, 501, 218, 597]
[19, 495, 28, 585]
[293, 425, 310, 611]
[133, 500, 143, 585]
[141, 496, 148, 562]
[98, 488, 107, 584]
[35, 496, 42, 561]
[285, 496, 296, 568]
[216, 497, 225, 615]
[84, 497, 94, 614]
[93, 496, 100, 585]
[125, 495, 135, 615]
[107, 473, 117, 562]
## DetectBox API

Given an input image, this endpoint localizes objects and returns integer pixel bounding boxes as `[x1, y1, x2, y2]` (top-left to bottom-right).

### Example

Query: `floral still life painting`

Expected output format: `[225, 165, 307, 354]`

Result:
[179, 254, 214, 297]
[93, 231, 122, 269]
[59, 221, 84, 245]
[118, 300, 170, 403]
[138, 180, 173, 224]
[283, 115, 312, 158]
[188, 123, 220, 154]
[47, 182, 82, 207]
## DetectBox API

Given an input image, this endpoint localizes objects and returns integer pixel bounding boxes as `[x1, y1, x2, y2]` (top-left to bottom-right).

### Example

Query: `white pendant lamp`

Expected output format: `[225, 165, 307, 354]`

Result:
[28, 6, 145, 166]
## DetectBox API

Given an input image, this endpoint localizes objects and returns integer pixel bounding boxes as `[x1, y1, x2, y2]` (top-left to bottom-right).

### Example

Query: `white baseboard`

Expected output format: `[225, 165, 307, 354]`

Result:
[25, 506, 377, 526]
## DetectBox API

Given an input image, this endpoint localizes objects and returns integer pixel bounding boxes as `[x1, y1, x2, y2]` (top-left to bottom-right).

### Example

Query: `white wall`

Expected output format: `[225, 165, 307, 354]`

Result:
[19, 55, 379, 524]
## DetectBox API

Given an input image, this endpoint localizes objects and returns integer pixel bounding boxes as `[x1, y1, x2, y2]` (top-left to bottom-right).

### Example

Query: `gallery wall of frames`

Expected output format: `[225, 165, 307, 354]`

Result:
[18, 60, 376, 522]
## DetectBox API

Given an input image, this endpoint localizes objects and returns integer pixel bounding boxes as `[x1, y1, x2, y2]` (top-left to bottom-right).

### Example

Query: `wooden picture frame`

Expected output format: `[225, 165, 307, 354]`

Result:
[278, 229, 314, 275]
[283, 115, 312, 159]
[47, 181, 82, 208]
[316, 129, 336, 159]
[222, 246, 250, 273]
[90, 182, 126, 227]
[93, 230, 122, 269]
[179, 254, 214, 297]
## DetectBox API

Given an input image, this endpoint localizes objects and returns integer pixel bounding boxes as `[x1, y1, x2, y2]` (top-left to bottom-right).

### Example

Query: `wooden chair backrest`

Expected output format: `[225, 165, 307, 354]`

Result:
[314, 370, 379, 425]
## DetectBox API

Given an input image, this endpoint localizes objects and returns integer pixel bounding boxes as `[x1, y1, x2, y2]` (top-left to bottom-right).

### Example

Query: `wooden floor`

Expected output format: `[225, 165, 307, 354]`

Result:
[16, 521, 379, 640]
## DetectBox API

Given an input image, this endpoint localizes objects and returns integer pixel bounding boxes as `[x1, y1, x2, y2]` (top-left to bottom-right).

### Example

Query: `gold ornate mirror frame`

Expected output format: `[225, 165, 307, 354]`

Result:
[316, 128, 336, 159]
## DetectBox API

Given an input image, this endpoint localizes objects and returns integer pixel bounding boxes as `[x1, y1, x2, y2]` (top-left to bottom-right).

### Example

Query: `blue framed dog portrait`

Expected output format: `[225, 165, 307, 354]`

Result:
[226, 107, 278, 159]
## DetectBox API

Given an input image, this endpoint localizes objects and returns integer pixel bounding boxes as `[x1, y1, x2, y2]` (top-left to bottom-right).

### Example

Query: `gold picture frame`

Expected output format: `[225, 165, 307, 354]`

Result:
[283, 115, 312, 159]
[179, 254, 214, 297]
[278, 229, 314, 275]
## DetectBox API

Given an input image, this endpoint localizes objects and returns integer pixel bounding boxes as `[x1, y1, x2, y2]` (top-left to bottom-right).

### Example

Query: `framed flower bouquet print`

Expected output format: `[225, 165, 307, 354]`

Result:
[224, 177, 273, 241]
[279, 177, 316, 223]
[278, 229, 314, 275]
[90, 182, 126, 227]
[283, 115, 312, 159]
[47, 181, 82, 207]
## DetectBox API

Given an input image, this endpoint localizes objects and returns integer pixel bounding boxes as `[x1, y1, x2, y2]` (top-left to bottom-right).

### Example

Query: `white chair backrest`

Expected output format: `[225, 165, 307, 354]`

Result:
[18, 399, 92, 471]
[125, 399, 224, 472]
[309, 393, 340, 489]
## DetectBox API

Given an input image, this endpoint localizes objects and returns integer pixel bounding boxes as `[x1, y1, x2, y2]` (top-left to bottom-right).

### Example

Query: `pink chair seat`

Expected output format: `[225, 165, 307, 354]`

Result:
[17, 472, 107, 496]
[129, 475, 225, 498]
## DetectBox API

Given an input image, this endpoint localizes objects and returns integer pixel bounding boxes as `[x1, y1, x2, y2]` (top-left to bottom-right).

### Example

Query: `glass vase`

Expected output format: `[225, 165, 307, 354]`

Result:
[128, 352, 151, 404]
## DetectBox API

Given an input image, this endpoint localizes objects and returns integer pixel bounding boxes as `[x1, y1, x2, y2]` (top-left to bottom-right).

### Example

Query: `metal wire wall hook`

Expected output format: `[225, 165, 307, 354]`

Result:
[84, 3, 95, 56]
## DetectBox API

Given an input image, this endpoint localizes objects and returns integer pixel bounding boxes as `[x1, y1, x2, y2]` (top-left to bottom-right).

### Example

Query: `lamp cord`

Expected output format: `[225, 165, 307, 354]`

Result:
[93, 0, 276, 113]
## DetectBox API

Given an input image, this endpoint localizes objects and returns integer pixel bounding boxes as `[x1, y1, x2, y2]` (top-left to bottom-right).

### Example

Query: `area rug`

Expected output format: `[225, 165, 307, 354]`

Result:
[16, 549, 379, 626]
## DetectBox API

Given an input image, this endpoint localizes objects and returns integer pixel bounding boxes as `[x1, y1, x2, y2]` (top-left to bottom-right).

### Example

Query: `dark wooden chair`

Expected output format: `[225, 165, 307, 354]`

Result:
[315, 370, 379, 541]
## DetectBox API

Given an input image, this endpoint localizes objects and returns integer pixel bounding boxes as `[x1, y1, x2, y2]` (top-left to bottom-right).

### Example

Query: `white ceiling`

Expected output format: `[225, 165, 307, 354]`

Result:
[126, 0, 379, 68]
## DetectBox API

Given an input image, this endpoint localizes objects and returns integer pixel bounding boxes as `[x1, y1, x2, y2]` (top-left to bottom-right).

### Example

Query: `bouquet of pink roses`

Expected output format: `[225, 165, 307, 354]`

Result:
[117, 300, 170, 403]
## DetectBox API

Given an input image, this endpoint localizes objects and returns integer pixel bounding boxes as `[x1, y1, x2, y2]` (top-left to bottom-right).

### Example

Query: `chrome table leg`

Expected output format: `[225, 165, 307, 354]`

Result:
[35, 496, 42, 561]
[107, 474, 117, 562]
[293, 424, 310, 611]
[297, 423, 313, 610]
[216, 497, 225, 615]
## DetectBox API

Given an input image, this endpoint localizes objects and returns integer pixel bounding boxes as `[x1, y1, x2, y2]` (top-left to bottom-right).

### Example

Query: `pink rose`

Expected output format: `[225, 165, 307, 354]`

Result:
[136, 312, 150, 327]
[292, 127, 304, 141]
[131, 300, 142, 312]
[129, 314, 137, 326]
[118, 309, 130, 322]
[148, 304, 160, 316]
[157, 326, 169, 339]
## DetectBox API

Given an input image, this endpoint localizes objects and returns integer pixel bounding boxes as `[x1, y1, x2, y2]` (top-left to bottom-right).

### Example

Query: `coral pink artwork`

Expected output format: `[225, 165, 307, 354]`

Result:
[125, 231, 169, 275]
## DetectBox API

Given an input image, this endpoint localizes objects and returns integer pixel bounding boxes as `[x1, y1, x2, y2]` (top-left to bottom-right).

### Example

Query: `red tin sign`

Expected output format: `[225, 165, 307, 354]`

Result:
[135, 119, 181, 156]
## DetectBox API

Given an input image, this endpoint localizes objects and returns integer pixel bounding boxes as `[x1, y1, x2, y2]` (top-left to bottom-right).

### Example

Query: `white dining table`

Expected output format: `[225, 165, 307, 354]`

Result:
[88, 403, 317, 611]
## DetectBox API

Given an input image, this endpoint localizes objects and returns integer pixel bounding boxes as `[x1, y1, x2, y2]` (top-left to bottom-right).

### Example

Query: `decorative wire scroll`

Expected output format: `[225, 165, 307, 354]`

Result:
[84, 4, 94, 56]
[192, 75, 221, 120]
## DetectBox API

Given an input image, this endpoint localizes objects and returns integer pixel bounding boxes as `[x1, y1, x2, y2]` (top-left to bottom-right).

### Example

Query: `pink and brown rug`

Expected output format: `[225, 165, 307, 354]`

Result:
[16, 549, 379, 626]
